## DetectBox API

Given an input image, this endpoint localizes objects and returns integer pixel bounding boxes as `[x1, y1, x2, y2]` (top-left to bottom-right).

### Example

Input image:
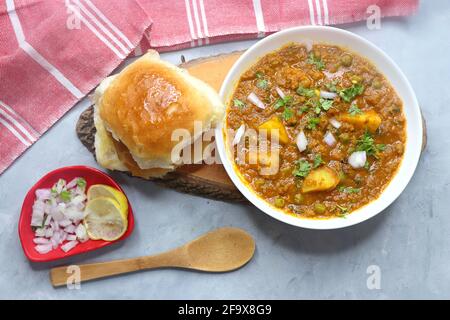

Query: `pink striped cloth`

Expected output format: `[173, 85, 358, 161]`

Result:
[0, 0, 419, 175]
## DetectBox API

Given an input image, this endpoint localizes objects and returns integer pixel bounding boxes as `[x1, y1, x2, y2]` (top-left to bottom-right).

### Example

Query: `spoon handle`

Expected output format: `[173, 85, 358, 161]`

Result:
[50, 249, 184, 287]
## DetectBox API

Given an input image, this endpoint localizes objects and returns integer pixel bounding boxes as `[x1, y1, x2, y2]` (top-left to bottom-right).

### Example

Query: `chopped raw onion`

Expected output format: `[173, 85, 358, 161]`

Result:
[232, 124, 246, 146]
[329, 118, 342, 129]
[247, 92, 265, 109]
[275, 87, 285, 99]
[75, 224, 89, 243]
[303, 39, 313, 52]
[35, 244, 52, 254]
[30, 177, 88, 254]
[320, 90, 338, 99]
[348, 151, 367, 169]
[323, 69, 345, 80]
[35, 189, 51, 200]
[67, 234, 77, 241]
[323, 132, 337, 147]
[61, 241, 78, 253]
[33, 237, 50, 245]
[296, 131, 308, 152]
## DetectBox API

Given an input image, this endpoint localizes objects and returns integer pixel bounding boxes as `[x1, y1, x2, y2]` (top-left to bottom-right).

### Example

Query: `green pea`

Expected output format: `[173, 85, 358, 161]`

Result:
[372, 79, 382, 89]
[314, 203, 326, 214]
[274, 197, 285, 208]
[255, 179, 265, 186]
[294, 194, 304, 204]
[341, 54, 353, 67]
[339, 133, 350, 144]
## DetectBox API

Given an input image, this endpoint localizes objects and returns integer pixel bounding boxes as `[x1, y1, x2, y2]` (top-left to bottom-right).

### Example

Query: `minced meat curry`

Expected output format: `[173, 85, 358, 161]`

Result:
[226, 43, 406, 219]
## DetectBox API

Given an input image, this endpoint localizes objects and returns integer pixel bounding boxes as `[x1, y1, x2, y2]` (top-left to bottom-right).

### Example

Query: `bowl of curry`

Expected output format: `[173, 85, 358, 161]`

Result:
[216, 26, 422, 229]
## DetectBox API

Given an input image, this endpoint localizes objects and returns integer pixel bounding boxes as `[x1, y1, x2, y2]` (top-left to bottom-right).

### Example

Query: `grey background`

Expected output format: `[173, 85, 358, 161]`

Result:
[0, 1, 448, 299]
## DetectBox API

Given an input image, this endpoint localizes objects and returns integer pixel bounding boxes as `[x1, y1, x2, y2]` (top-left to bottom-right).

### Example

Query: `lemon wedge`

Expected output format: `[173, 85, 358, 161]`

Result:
[84, 197, 127, 241]
[87, 184, 128, 217]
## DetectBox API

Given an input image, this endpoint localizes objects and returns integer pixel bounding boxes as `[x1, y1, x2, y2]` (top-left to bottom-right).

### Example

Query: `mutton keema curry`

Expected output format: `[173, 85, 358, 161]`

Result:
[226, 43, 406, 219]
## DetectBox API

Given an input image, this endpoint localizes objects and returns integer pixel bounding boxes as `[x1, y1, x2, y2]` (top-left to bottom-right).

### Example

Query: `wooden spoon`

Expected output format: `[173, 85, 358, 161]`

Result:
[50, 227, 255, 287]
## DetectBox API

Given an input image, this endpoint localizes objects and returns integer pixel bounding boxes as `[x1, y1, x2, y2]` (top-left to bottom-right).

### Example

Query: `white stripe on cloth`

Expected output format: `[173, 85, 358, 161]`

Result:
[0, 114, 31, 146]
[252, 0, 265, 38]
[191, 0, 204, 46]
[322, 0, 330, 25]
[82, 0, 134, 49]
[184, 0, 197, 47]
[0, 101, 38, 142]
[73, 0, 129, 56]
[199, 0, 210, 45]
[307, 0, 316, 25]
[315, 0, 323, 25]
[66, 2, 126, 59]
[6, 0, 84, 99]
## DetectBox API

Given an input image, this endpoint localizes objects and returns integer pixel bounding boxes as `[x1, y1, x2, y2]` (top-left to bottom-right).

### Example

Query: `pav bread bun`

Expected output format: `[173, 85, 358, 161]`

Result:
[92, 50, 224, 178]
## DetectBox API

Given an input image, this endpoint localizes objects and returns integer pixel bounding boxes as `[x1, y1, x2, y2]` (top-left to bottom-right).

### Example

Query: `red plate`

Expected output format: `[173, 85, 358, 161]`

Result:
[19, 165, 134, 262]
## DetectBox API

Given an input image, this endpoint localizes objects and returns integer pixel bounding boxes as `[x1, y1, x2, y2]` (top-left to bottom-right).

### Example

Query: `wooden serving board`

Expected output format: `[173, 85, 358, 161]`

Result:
[76, 51, 427, 202]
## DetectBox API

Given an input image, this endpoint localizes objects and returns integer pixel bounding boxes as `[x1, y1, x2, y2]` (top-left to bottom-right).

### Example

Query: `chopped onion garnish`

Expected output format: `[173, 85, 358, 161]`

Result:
[323, 69, 345, 80]
[35, 244, 52, 254]
[232, 124, 246, 146]
[35, 189, 51, 200]
[348, 151, 367, 169]
[329, 118, 342, 129]
[303, 39, 313, 52]
[296, 131, 308, 152]
[75, 224, 89, 243]
[323, 132, 337, 147]
[61, 241, 78, 253]
[247, 92, 265, 109]
[33, 237, 50, 245]
[275, 87, 285, 99]
[320, 90, 338, 99]
[30, 177, 88, 254]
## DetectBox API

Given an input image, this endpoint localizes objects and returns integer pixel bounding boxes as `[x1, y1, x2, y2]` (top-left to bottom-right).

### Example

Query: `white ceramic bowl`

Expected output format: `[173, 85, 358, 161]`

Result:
[216, 26, 422, 230]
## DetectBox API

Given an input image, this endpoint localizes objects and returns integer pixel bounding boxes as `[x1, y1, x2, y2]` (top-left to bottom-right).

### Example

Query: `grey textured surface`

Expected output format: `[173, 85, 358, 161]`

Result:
[0, 1, 448, 299]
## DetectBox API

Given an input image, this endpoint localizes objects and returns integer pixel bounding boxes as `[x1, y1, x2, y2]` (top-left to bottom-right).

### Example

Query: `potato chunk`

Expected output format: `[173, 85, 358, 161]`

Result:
[258, 116, 289, 144]
[301, 167, 339, 193]
[339, 110, 381, 132]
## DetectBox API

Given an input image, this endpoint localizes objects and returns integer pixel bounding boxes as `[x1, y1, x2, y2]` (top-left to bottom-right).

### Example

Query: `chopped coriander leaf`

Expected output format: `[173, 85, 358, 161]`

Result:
[364, 161, 370, 170]
[307, 52, 325, 70]
[296, 86, 315, 98]
[233, 98, 246, 109]
[336, 205, 348, 217]
[299, 106, 309, 113]
[274, 99, 284, 110]
[320, 98, 333, 111]
[256, 79, 269, 89]
[313, 98, 333, 114]
[293, 160, 311, 178]
[60, 190, 71, 202]
[313, 154, 324, 168]
[355, 131, 385, 157]
[339, 186, 361, 193]
[348, 103, 363, 116]
[77, 178, 86, 188]
[307, 117, 320, 130]
[314, 103, 322, 114]
[274, 95, 293, 110]
[255, 71, 264, 79]
[282, 107, 294, 120]
[339, 83, 364, 102]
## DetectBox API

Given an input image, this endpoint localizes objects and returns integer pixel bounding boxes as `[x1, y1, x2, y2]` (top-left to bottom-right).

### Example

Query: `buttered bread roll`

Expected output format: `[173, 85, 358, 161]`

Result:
[92, 50, 224, 178]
